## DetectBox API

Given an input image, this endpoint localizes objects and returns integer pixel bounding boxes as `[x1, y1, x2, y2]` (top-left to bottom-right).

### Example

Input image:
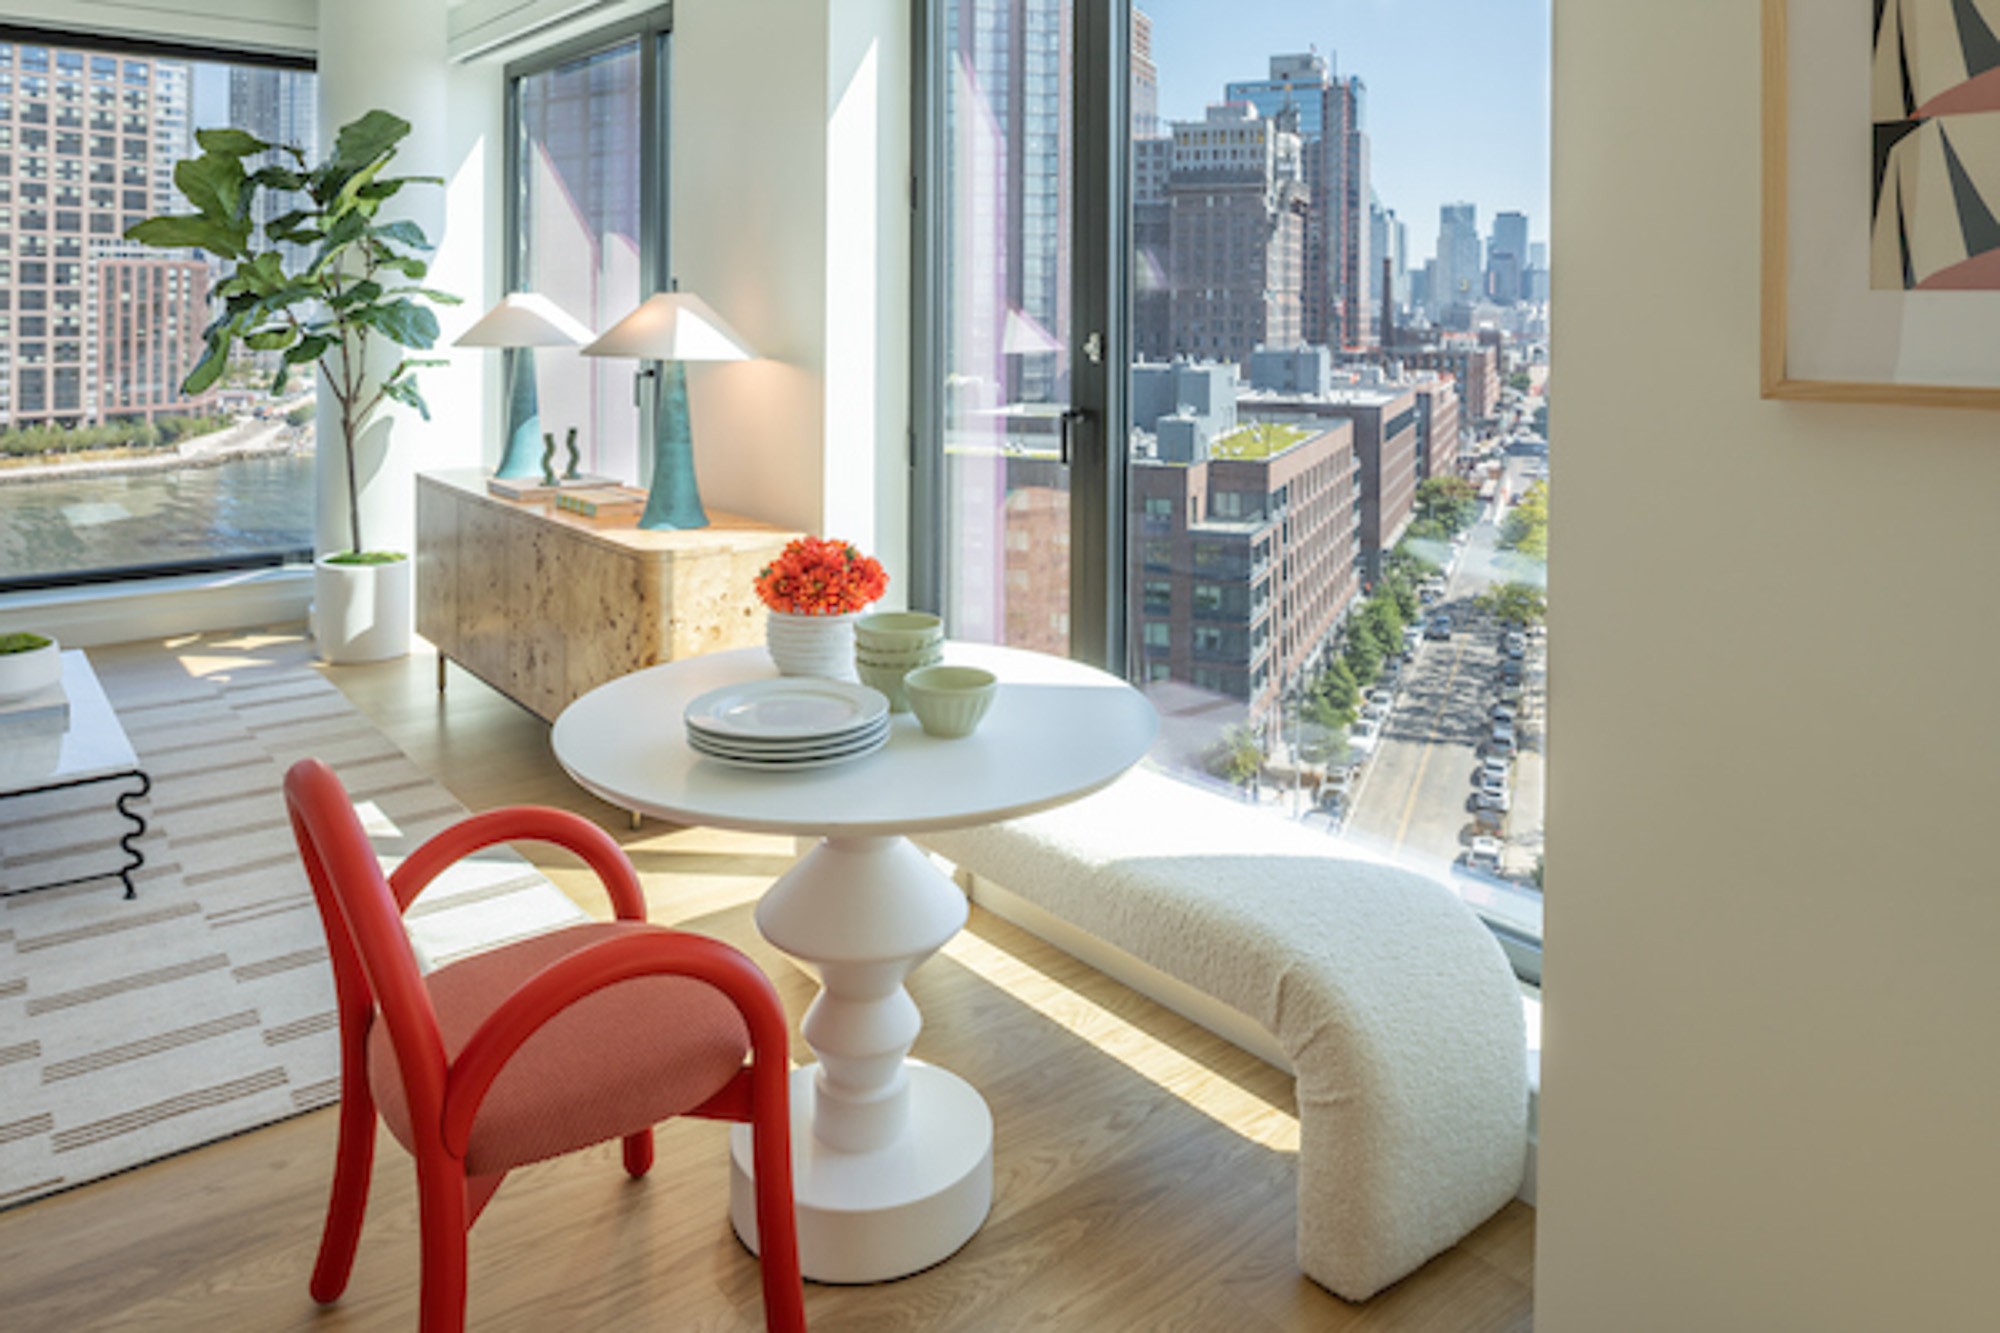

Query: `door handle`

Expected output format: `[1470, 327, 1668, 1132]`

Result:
[1059, 406, 1093, 467]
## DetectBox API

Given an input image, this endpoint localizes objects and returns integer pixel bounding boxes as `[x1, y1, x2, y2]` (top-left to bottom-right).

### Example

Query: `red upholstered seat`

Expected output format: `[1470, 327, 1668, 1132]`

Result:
[284, 758, 804, 1333]
[369, 922, 752, 1178]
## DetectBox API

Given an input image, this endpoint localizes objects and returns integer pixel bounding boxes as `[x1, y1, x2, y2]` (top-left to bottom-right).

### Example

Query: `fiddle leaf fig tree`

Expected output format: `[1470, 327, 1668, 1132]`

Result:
[125, 109, 458, 557]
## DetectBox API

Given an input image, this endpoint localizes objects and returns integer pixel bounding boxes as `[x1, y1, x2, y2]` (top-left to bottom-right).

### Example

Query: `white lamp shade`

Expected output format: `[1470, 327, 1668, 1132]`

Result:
[454, 293, 596, 348]
[581, 291, 756, 362]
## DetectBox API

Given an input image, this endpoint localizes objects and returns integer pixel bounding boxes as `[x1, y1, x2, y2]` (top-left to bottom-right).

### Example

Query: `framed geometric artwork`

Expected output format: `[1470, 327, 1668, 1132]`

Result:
[1762, 0, 2000, 407]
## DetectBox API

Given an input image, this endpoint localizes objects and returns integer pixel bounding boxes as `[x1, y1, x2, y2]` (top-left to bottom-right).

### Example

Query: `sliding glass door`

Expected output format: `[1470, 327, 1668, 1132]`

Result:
[925, 0, 1082, 657]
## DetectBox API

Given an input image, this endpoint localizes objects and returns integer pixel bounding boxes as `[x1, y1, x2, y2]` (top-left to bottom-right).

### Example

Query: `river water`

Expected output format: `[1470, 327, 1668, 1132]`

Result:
[0, 454, 317, 582]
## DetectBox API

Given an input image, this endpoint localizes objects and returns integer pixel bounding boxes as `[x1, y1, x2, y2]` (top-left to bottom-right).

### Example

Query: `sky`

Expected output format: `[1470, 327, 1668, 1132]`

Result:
[1139, 0, 1551, 264]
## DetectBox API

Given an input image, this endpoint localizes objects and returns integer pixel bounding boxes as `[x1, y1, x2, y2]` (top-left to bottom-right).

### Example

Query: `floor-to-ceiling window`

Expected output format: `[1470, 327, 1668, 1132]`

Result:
[507, 8, 671, 489]
[0, 29, 315, 590]
[918, 0, 1550, 965]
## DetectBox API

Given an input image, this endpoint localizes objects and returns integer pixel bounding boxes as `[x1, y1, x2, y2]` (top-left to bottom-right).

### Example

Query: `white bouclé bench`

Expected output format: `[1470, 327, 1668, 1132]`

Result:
[917, 767, 1529, 1302]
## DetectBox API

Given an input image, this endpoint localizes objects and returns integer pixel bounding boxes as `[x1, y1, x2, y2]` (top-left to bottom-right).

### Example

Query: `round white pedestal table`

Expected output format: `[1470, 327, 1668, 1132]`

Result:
[550, 642, 1158, 1282]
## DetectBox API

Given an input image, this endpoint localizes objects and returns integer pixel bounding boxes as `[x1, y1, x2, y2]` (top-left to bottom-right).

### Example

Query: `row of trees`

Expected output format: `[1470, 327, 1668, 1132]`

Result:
[1501, 478, 1547, 559]
[0, 413, 234, 460]
[1197, 463, 1540, 786]
[1406, 475, 1480, 544]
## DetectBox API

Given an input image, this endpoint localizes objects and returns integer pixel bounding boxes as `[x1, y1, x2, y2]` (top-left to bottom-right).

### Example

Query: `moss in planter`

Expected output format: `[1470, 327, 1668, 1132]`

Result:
[0, 632, 52, 655]
[324, 551, 409, 566]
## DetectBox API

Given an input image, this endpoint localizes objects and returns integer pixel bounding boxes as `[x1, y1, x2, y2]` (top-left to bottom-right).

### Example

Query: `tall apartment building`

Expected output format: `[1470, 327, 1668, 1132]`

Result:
[1224, 53, 1373, 351]
[1132, 418, 1359, 720]
[1434, 201, 1481, 322]
[1131, 7, 1160, 139]
[228, 65, 316, 269]
[1371, 195, 1408, 324]
[1132, 134, 1173, 360]
[1165, 103, 1308, 368]
[1487, 209, 1528, 305]
[943, 0, 1069, 406]
[0, 40, 214, 427]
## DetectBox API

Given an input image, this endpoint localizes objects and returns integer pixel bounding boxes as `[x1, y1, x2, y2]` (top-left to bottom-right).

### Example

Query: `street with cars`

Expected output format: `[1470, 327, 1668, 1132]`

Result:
[1335, 475, 1546, 886]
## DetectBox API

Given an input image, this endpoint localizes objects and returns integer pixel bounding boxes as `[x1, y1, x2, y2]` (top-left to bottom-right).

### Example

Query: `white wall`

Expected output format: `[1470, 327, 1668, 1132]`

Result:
[1537, 3, 2000, 1330]
[670, 0, 911, 591]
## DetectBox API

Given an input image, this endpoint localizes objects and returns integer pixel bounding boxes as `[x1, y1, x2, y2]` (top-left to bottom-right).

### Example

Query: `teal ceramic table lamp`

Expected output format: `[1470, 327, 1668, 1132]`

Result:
[454, 293, 595, 480]
[580, 285, 755, 530]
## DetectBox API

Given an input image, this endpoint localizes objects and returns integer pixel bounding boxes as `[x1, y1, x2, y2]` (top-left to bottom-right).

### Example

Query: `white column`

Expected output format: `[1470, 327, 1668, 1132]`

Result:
[312, 0, 449, 558]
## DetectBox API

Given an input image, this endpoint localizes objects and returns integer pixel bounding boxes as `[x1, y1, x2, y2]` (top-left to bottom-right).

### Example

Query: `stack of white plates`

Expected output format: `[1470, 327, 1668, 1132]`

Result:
[683, 677, 891, 769]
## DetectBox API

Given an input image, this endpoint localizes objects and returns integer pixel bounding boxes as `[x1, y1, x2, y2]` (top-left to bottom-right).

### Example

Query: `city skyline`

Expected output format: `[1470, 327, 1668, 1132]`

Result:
[1140, 0, 1551, 265]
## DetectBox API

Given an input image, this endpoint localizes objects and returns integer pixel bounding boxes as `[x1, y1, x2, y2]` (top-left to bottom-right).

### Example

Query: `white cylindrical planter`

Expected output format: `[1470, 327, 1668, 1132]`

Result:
[0, 635, 60, 699]
[313, 557, 412, 664]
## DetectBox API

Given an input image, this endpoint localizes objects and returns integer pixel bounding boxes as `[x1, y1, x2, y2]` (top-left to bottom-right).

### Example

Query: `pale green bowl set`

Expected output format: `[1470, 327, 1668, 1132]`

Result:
[853, 613, 996, 738]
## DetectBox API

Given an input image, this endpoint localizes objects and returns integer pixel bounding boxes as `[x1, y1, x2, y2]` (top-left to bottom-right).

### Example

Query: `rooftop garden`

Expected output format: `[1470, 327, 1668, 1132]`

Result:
[1209, 421, 1309, 460]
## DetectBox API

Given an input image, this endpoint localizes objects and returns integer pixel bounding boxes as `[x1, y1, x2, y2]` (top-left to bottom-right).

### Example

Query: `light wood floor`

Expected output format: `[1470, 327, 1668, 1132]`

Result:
[0, 628, 1533, 1332]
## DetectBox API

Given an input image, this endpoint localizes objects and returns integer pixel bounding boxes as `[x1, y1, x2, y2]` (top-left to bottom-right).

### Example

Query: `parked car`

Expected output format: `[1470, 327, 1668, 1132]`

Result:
[1471, 788, 1512, 816]
[1464, 836, 1505, 873]
[1425, 613, 1453, 641]
[1503, 631, 1527, 659]
[1347, 719, 1379, 754]
[1499, 659, 1524, 684]
[1487, 725, 1518, 758]
[1479, 756, 1512, 784]
[1361, 696, 1392, 722]
[1490, 702, 1518, 726]
[1473, 770, 1510, 798]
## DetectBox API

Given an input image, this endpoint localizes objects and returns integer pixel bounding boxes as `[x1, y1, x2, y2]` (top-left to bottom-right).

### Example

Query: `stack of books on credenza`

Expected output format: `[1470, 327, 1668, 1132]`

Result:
[485, 474, 617, 502]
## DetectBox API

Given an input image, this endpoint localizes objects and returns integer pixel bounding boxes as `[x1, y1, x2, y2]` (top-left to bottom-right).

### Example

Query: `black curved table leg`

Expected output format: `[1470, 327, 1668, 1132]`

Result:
[0, 767, 152, 900]
[113, 769, 152, 899]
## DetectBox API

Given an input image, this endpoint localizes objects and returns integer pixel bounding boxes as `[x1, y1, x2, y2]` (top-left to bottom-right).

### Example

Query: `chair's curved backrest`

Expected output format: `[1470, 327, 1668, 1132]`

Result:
[285, 757, 450, 1139]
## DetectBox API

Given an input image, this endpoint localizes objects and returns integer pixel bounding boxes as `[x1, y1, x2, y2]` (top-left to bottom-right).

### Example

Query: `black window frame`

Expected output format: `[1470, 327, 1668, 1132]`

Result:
[0, 24, 317, 596]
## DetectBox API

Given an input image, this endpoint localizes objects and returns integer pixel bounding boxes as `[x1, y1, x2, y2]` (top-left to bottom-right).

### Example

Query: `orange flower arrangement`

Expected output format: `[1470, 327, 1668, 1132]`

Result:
[755, 536, 889, 616]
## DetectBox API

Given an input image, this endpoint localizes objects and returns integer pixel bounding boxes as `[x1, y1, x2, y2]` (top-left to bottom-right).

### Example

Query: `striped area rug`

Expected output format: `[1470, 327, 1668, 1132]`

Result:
[0, 657, 587, 1210]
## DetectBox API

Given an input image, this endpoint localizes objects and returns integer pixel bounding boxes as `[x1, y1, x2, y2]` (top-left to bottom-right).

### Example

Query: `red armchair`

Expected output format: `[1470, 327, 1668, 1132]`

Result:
[283, 757, 805, 1332]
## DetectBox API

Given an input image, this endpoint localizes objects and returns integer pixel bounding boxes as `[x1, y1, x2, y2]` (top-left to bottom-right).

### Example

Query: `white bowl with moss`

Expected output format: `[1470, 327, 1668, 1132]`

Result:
[0, 632, 60, 700]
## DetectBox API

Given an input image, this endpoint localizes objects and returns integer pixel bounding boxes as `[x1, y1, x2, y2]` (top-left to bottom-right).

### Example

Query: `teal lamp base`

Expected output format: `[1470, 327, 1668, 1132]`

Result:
[639, 359, 709, 530]
[493, 347, 544, 480]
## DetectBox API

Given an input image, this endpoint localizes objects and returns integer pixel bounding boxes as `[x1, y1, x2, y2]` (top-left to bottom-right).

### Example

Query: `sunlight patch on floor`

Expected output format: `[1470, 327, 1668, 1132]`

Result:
[940, 929, 1300, 1152]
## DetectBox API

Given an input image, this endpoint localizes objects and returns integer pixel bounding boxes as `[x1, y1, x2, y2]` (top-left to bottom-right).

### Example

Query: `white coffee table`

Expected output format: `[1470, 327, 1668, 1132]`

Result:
[0, 650, 150, 899]
[552, 642, 1157, 1282]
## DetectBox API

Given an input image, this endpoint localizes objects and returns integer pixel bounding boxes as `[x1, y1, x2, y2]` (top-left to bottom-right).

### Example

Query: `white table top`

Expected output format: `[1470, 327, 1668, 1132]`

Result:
[0, 651, 140, 795]
[552, 643, 1158, 838]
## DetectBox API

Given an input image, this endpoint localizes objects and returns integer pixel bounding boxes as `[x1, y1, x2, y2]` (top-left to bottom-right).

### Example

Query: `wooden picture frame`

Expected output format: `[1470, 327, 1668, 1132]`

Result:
[1761, 0, 2000, 409]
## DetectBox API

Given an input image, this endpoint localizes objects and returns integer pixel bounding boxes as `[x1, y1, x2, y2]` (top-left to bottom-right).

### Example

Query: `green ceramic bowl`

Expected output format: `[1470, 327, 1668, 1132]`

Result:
[902, 664, 998, 738]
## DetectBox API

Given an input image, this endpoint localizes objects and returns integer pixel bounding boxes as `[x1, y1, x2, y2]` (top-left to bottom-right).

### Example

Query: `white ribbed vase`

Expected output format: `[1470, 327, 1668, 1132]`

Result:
[764, 609, 863, 680]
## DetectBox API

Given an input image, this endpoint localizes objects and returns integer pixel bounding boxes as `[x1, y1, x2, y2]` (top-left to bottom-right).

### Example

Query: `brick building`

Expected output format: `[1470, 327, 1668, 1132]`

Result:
[1244, 384, 1421, 585]
[1131, 419, 1359, 721]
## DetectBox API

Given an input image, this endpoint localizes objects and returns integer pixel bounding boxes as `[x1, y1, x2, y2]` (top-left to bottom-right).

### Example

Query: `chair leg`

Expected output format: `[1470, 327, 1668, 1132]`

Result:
[749, 1107, 806, 1333]
[622, 1128, 654, 1179]
[415, 1160, 471, 1333]
[310, 1069, 377, 1303]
